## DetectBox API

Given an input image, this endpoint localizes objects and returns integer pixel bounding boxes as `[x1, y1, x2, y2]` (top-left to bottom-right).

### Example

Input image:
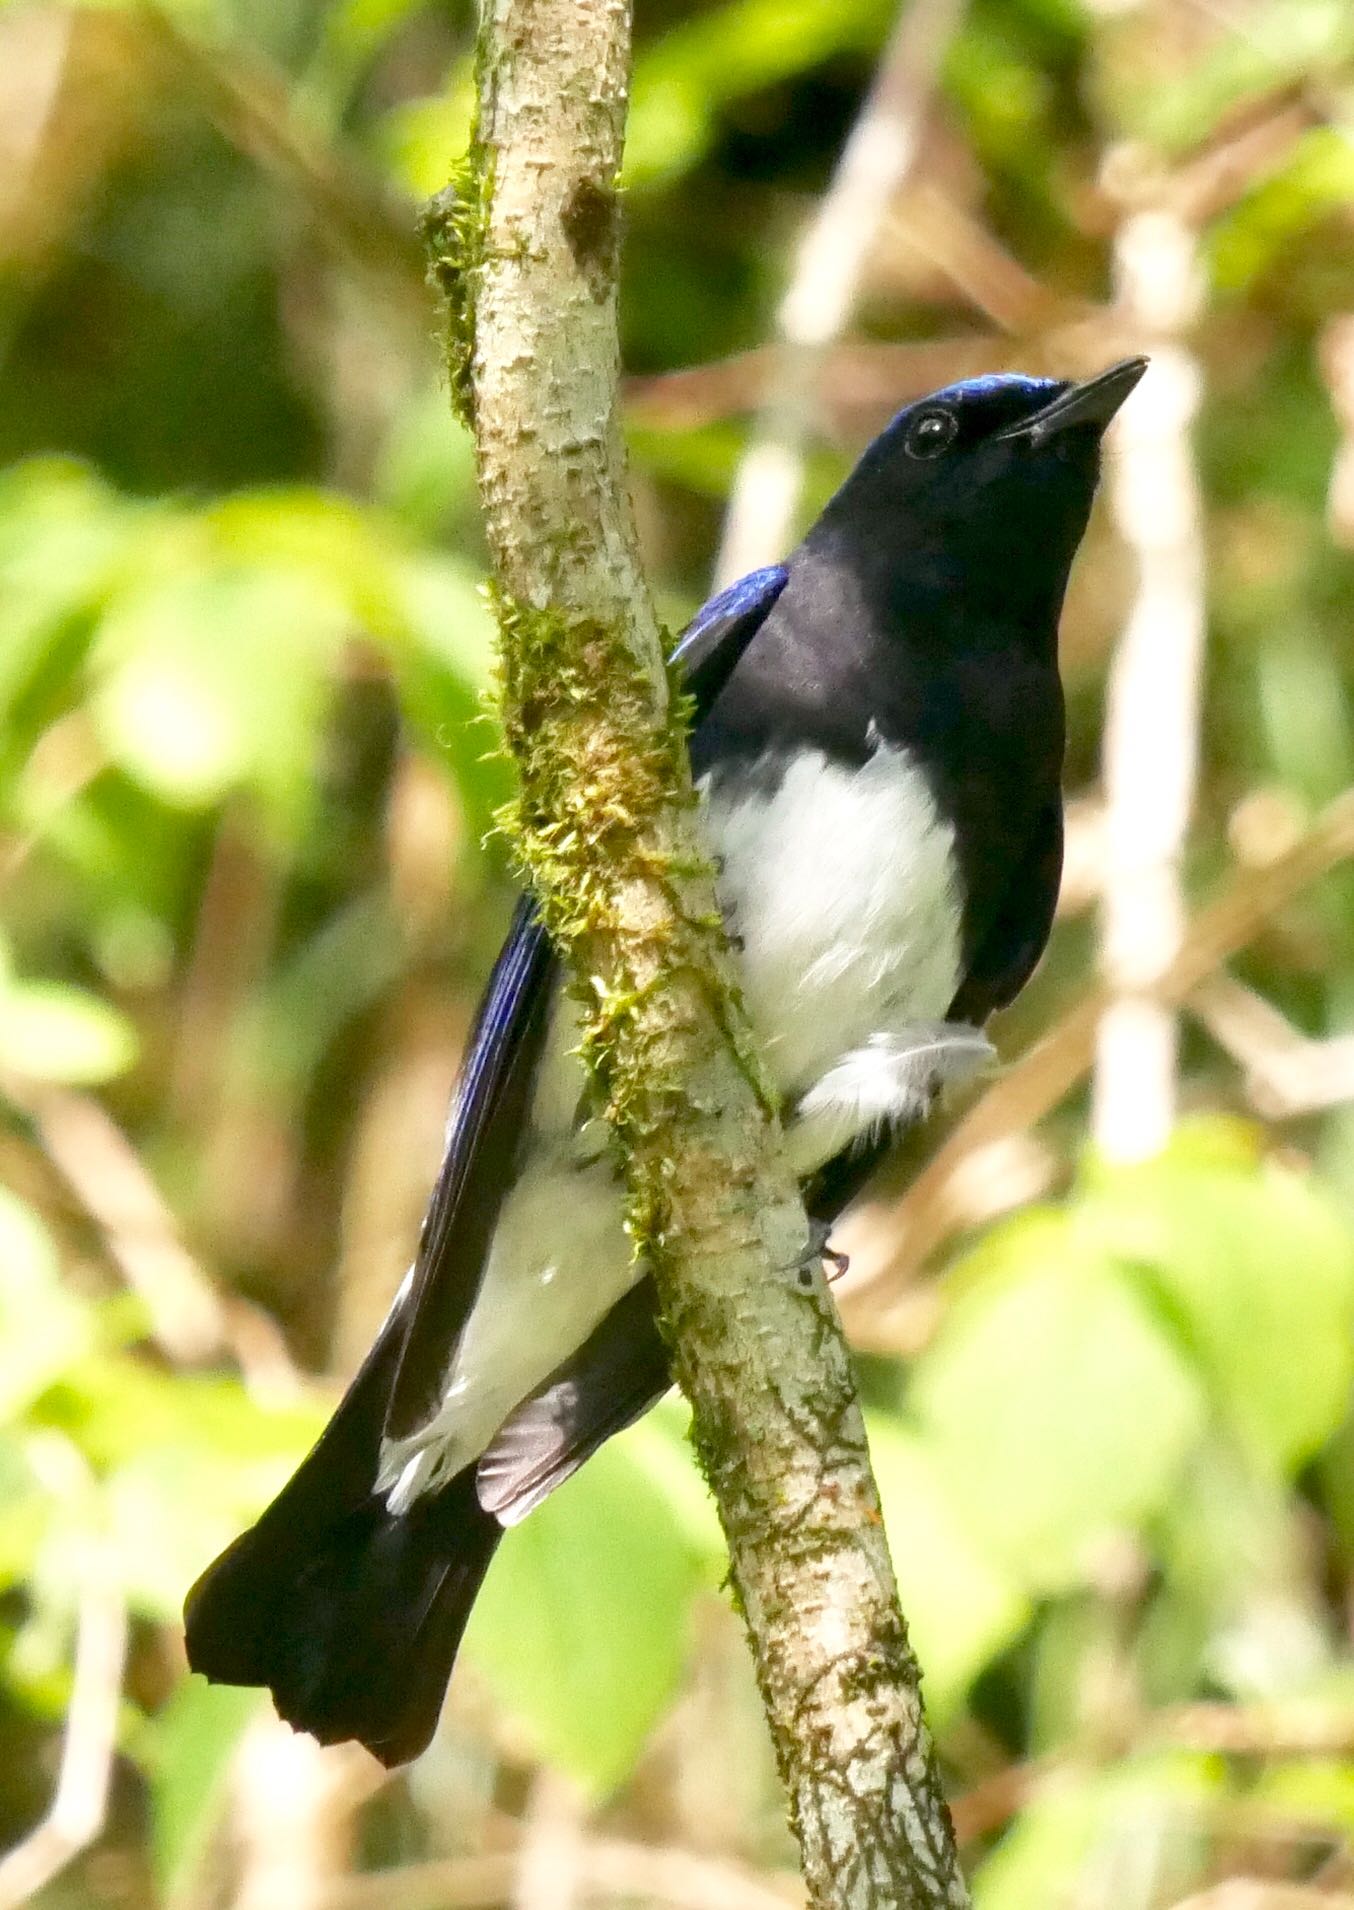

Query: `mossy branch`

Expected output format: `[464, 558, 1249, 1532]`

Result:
[425, 2, 969, 1904]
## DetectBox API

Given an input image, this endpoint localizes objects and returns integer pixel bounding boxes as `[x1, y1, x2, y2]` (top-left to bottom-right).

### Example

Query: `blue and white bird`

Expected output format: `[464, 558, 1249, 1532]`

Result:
[184, 358, 1147, 1763]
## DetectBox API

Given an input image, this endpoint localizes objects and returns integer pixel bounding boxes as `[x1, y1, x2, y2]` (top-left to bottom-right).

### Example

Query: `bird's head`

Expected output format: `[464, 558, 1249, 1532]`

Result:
[809, 357, 1148, 632]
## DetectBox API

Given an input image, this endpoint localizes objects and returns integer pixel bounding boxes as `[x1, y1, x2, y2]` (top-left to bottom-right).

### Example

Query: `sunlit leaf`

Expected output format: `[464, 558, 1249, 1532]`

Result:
[1084, 1128, 1354, 1472]
[373, 73, 476, 201]
[1249, 1742, 1354, 1839]
[973, 1752, 1223, 1910]
[92, 561, 346, 816]
[0, 459, 137, 731]
[373, 382, 480, 540]
[41, 1357, 325, 1619]
[0, 1191, 91, 1421]
[1156, 1443, 1333, 1701]
[616, 1397, 725, 1562]
[913, 1211, 1205, 1590]
[1210, 127, 1354, 293]
[46, 1354, 326, 1477]
[150, 1677, 263, 1901]
[0, 1433, 49, 1593]
[396, 551, 495, 689]
[626, 0, 890, 186]
[868, 1416, 1030, 1718]
[0, 979, 137, 1084]
[464, 1437, 703, 1794]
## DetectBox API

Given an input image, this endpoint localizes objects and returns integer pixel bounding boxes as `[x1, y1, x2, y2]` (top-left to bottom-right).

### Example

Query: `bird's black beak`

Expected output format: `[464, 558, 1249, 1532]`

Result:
[995, 356, 1149, 446]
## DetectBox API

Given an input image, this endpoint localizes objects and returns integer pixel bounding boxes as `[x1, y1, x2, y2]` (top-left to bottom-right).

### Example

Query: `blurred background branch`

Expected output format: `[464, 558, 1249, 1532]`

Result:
[714, 0, 966, 581]
[0, 1556, 126, 1910]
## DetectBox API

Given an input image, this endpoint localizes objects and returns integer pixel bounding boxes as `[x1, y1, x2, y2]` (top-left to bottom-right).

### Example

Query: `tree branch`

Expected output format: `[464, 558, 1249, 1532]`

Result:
[423, 2, 966, 1904]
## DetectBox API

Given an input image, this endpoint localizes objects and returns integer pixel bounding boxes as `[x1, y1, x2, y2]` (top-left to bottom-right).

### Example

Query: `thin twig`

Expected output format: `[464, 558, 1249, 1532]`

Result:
[948, 1699, 1354, 1851]
[21, 1082, 227, 1364]
[323, 1837, 804, 1910]
[884, 185, 1078, 336]
[713, 0, 967, 584]
[1092, 207, 1206, 1162]
[0, 1569, 128, 1910]
[142, 9, 422, 298]
[7, 1078, 298, 1390]
[511, 1771, 586, 1910]
[1190, 973, 1354, 1117]
[231, 1719, 377, 1910]
[627, 336, 1013, 436]
[1162, 1886, 1352, 1910]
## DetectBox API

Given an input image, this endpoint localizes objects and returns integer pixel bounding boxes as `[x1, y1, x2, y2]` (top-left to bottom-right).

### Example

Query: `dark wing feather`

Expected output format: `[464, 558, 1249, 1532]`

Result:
[384, 899, 554, 1438]
[476, 1280, 668, 1523]
[947, 800, 1063, 1025]
[384, 564, 791, 1444]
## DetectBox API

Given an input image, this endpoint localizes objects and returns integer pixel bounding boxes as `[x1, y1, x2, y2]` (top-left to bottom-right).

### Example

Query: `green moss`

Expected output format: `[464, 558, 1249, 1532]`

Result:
[686, 1388, 741, 1498]
[421, 141, 494, 428]
[488, 582, 778, 1286]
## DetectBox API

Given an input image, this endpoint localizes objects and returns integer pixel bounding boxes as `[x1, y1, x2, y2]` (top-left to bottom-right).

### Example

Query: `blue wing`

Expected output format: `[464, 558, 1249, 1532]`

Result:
[383, 563, 790, 1441]
[669, 564, 788, 706]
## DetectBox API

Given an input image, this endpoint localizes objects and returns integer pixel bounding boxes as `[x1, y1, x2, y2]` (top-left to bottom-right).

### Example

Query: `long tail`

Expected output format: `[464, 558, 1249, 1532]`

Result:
[183, 1335, 501, 1768]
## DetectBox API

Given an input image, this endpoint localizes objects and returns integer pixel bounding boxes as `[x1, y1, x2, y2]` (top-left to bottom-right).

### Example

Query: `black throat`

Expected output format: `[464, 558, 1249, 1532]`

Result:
[693, 534, 1068, 980]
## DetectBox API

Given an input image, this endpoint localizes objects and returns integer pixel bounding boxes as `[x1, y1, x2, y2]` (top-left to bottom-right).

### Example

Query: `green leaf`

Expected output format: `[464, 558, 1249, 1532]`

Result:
[1249, 1742, 1354, 1838]
[1084, 1130, 1354, 1472]
[615, 1398, 725, 1564]
[868, 1416, 1029, 1718]
[0, 1432, 50, 1593]
[0, 1191, 92, 1421]
[625, 0, 890, 187]
[973, 1752, 1223, 1910]
[1145, 0, 1352, 153]
[0, 980, 138, 1084]
[92, 560, 345, 816]
[1210, 127, 1354, 293]
[105, 1447, 267, 1623]
[1156, 1442, 1332, 1700]
[0, 459, 136, 731]
[37, 1355, 326, 1620]
[151, 1677, 263, 1902]
[372, 72, 476, 202]
[372, 383, 480, 540]
[395, 551, 495, 690]
[913, 1211, 1205, 1591]
[464, 1436, 703, 1794]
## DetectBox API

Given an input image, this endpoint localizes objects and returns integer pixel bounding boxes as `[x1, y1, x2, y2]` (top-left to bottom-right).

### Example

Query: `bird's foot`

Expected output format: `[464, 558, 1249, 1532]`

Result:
[790, 1219, 850, 1290]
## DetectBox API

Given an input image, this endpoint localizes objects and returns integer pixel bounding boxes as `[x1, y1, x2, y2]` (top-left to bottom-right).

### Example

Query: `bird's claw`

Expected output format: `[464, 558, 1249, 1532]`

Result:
[791, 1219, 850, 1290]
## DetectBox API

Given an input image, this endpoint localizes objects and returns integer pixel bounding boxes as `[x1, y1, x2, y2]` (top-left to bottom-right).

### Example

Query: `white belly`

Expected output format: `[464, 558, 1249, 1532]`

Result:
[379, 744, 961, 1507]
[710, 743, 962, 1089]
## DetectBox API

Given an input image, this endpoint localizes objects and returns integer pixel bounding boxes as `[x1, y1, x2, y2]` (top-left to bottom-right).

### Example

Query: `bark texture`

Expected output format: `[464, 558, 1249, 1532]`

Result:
[426, 3, 968, 1903]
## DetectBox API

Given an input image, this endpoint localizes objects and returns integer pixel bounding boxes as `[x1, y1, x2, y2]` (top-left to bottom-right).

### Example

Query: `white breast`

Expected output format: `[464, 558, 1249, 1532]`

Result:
[378, 741, 965, 1508]
[705, 742, 963, 1093]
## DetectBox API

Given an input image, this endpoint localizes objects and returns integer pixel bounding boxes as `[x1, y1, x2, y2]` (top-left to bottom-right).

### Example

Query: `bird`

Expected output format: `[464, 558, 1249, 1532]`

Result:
[184, 356, 1147, 1766]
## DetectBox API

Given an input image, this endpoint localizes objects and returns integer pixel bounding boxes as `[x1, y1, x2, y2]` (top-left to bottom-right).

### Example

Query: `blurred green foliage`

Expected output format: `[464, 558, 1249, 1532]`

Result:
[2, 0, 1354, 1904]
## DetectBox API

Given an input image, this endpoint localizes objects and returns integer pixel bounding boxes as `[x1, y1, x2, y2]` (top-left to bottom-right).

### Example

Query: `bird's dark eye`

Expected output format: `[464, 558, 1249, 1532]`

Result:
[904, 408, 958, 460]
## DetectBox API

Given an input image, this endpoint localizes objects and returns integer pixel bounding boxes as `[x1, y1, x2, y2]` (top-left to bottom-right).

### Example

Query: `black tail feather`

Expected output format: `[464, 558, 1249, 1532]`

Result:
[184, 1328, 501, 1767]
